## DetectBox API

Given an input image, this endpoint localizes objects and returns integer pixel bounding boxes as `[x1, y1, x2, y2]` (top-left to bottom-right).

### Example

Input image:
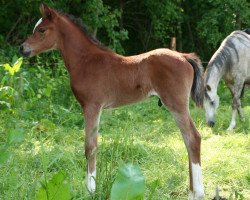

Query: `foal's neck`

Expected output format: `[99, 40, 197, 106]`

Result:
[57, 16, 100, 74]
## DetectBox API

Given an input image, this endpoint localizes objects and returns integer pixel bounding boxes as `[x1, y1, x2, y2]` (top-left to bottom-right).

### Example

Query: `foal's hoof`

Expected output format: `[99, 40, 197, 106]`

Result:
[86, 173, 96, 193]
[87, 185, 95, 194]
[87, 181, 96, 193]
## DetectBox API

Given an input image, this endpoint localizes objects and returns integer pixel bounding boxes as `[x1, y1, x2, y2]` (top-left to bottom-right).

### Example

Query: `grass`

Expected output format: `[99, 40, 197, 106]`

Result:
[0, 82, 250, 199]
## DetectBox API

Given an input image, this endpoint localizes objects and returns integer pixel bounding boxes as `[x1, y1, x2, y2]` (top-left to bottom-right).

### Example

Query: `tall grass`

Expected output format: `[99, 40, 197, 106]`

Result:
[0, 60, 250, 199]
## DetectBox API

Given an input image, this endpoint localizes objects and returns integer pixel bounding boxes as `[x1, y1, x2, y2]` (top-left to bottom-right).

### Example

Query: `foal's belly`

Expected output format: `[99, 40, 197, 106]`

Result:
[104, 96, 148, 109]
[104, 89, 154, 109]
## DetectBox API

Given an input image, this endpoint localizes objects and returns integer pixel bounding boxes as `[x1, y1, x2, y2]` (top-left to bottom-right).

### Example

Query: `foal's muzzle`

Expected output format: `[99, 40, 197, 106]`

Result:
[20, 43, 32, 57]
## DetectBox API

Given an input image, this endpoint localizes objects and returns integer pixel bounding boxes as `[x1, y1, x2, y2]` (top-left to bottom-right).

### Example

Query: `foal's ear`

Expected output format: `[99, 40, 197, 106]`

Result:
[40, 3, 57, 20]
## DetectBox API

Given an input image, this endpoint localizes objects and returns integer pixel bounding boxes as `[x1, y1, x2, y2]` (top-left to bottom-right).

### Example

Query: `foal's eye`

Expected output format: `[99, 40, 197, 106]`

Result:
[39, 28, 46, 33]
[210, 101, 214, 106]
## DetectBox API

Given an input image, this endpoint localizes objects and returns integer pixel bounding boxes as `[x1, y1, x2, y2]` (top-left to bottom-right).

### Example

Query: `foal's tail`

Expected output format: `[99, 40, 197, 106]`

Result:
[183, 53, 204, 108]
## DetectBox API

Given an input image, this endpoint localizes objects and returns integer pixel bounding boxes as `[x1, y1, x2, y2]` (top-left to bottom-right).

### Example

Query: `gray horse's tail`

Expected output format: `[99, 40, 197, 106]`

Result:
[184, 53, 204, 107]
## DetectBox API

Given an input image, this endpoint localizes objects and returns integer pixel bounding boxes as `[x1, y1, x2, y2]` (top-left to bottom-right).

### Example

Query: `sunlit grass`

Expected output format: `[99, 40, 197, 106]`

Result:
[0, 94, 250, 199]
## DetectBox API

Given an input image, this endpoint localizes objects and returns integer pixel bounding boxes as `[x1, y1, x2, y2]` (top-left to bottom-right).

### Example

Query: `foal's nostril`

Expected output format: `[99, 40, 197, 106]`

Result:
[209, 121, 215, 127]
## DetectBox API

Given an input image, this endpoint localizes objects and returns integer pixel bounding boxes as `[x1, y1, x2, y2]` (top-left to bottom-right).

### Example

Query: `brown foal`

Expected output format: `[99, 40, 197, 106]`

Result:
[21, 4, 205, 199]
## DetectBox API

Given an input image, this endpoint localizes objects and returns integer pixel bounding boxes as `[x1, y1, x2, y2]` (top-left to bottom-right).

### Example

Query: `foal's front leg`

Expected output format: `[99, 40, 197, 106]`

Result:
[83, 105, 102, 193]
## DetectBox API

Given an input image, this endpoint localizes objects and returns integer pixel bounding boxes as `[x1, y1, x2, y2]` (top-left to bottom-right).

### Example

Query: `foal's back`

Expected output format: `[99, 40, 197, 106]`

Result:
[95, 48, 194, 109]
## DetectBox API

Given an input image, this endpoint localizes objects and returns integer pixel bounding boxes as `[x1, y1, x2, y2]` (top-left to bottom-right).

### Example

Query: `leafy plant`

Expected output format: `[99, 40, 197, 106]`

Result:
[0, 57, 23, 76]
[0, 56, 23, 110]
[36, 171, 71, 200]
[110, 163, 145, 200]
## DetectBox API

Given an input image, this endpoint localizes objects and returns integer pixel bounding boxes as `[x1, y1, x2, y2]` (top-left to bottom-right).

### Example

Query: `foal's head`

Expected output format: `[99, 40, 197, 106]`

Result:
[20, 3, 59, 57]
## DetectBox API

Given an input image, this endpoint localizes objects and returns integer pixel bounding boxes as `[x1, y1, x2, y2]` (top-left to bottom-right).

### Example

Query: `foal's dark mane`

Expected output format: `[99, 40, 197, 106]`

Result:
[56, 10, 111, 52]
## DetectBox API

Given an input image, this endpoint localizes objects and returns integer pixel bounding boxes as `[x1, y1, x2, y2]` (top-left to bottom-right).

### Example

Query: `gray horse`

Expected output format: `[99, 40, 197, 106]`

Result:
[204, 29, 250, 130]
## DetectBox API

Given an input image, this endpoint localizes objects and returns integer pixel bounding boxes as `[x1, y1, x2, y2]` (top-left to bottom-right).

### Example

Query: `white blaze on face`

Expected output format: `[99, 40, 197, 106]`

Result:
[33, 18, 43, 33]
[189, 163, 205, 200]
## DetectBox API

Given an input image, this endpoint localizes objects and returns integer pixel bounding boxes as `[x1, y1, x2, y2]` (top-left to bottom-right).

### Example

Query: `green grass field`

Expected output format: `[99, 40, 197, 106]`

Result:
[0, 64, 250, 199]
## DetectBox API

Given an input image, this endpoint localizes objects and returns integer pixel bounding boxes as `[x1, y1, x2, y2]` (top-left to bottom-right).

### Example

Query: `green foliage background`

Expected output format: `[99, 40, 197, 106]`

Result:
[0, 0, 250, 199]
[1, 0, 250, 57]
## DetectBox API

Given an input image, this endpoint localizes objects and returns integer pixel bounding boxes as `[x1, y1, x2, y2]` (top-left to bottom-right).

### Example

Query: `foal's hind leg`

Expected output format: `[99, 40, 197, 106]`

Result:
[160, 98, 204, 199]
[173, 111, 204, 199]
[227, 82, 245, 131]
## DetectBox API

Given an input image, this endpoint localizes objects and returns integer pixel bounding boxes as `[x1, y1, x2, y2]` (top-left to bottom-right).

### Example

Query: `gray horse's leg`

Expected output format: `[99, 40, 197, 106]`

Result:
[227, 82, 244, 130]
[228, 83, 245, 121]
[237, 106, 245, 122]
